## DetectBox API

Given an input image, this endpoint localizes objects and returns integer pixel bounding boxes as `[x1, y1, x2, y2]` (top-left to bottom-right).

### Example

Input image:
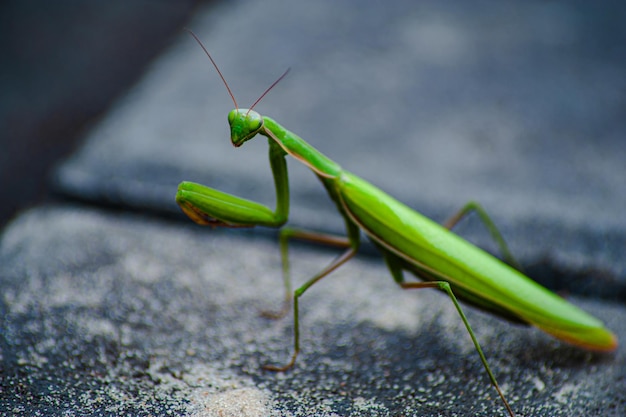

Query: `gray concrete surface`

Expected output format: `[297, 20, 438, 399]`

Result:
[2, 0, 626, 416]
[1, 206, 624, 416]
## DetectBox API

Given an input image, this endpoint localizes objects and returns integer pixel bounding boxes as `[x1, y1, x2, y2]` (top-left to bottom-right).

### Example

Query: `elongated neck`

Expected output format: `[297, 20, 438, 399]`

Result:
[261, 116, 342, 178]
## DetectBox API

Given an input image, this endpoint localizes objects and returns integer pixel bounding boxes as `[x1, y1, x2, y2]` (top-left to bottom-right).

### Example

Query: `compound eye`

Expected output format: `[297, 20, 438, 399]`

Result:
[227, 109, 239, 125]
[246, 115, 263, 132]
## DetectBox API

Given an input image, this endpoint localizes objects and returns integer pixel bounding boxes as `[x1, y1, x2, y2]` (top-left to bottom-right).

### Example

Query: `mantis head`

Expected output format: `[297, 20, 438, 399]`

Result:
[228, 108, 264, 147]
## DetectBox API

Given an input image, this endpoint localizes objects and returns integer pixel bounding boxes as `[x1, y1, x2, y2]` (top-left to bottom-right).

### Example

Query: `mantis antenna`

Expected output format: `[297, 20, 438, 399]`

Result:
[184, 28, 238, 109]
[246, 67, 291, 114]
[184, 28, 290, 115]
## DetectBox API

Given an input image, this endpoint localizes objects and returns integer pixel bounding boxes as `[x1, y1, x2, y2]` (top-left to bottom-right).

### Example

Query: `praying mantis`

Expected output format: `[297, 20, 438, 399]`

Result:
[175, 31, 617, 416]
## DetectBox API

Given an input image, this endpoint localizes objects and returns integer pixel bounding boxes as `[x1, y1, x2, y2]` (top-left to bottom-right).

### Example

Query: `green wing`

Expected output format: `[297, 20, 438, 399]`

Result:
[337, 171, 617, 352]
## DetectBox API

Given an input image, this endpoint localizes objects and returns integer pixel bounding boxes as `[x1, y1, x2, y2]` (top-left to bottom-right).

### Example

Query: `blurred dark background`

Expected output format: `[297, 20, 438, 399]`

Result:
[0, 0, 201, 228]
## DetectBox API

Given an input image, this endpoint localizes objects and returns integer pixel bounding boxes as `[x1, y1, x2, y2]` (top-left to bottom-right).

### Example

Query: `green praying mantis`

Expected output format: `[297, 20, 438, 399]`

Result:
[175, 31, 617, 417]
